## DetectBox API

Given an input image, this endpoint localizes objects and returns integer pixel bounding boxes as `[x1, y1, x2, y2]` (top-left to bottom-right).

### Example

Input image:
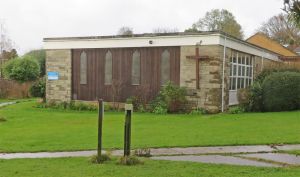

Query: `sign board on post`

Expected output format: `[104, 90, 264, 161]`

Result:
[47, 72, 59, 80]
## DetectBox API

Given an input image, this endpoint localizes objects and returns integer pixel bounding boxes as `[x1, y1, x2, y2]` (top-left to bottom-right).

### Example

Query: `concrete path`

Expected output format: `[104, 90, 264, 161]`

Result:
[240, 153, 300, 165]
[151, 155, 281, 167]
[0, 144, 299, 159]
[0, 101, 16, 108]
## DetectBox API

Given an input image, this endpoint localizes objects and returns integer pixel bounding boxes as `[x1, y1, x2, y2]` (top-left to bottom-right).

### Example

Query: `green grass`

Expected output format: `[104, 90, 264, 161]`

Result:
[0, 157, 300, 177]
[0, 101, 299, 152]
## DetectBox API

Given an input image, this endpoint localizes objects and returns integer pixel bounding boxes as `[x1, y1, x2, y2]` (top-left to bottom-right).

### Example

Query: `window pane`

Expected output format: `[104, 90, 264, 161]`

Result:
[238, 66, 242, 76]
[161, 50, 170, 85]
[105, 50, 112, 85]
[241, 78, 244, 88]
[233, 65, 237, 76]
[80, 51, 87, 84]
[131, 50, 141, 85]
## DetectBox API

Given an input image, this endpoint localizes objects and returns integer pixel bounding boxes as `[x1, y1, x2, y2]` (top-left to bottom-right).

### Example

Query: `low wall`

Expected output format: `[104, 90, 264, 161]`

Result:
[0, 79, 32, 98]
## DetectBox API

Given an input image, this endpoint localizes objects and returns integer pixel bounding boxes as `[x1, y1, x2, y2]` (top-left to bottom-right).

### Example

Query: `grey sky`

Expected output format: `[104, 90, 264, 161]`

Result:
[0, 0, 284, 54]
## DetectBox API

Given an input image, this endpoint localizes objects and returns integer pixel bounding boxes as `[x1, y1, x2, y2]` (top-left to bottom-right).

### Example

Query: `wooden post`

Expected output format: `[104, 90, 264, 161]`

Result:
[124, 104, 133, 156]
[97, 99, 104, 158]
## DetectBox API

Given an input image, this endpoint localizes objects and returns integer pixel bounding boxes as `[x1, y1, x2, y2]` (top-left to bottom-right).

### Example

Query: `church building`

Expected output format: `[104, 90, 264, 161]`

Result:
[44, 31, 281, 113]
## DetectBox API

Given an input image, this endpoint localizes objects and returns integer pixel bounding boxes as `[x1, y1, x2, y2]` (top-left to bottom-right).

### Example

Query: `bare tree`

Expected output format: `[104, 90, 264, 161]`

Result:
[258, 13, 300, 45]
[111, 79, 125, 110]
[117, 26, 133, 35]
[152, 27, 179, 34]
[0, 20, 14, 56]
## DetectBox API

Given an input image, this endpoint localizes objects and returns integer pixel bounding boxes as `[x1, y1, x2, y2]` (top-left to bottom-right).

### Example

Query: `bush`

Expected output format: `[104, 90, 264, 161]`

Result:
[189, 107, 207, 115]
[150, 82, 186, 113]
[30, 78, 46, 98]
[262, 71, 300, 112]
[24, 50, 46, 76]
[36, 101, 98, 111]
[3, 56, 40, 82]
[90, 154, 111, 164]
[228, 106, 245, 114]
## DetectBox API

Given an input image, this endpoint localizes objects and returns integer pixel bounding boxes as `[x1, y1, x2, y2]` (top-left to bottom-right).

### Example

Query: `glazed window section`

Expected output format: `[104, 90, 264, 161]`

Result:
[229, 51, 253, 90]
[104, 50, 113, 85]
[131, 50, 141, 85]
[161, 49, 170, 85]
[80, 51, 87, 85]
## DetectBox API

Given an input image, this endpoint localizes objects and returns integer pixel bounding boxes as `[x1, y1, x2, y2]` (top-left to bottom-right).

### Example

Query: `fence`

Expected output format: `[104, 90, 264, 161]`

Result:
[0, 79, 32, 98]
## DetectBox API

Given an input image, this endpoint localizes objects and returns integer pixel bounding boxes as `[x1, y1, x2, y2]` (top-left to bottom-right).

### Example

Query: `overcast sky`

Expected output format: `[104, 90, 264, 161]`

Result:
[0, 0, 284, 54]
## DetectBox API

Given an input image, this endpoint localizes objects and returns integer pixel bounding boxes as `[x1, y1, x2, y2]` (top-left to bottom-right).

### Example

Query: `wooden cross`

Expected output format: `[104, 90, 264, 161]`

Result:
[186, 47, 209, 89]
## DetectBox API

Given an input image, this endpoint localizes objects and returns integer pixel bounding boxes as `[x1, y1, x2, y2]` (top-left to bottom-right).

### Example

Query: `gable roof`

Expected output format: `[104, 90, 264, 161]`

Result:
[246, 33, 298, 57]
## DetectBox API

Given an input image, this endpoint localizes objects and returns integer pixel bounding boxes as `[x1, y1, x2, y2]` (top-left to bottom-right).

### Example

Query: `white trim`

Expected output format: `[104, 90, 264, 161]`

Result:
[44, 34, 221, 50]
[44, 33, 281, 62]
[219, 35, 280, 61]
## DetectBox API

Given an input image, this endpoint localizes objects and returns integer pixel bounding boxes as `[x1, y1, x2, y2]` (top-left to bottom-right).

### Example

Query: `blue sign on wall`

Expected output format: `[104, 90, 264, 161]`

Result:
[47, 72, 59, 80]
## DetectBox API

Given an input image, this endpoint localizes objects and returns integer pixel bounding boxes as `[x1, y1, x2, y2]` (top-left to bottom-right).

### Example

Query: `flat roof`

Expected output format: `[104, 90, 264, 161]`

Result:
[43, 31, 281, 61]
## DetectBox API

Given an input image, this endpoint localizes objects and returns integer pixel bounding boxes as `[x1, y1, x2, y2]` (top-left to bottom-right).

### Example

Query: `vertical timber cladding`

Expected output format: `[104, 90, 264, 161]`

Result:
[72, 47, 180, 102]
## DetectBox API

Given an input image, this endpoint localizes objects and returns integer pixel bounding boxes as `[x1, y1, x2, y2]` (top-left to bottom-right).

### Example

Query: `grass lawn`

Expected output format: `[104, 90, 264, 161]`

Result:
[0, 100, 299, 152]
[0, 157, 300, 177]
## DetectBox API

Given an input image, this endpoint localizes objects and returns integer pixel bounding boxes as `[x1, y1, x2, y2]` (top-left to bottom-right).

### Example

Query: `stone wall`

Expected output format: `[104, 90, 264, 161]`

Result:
[46, 50, 72, 102]
[180, 45, 225, 113]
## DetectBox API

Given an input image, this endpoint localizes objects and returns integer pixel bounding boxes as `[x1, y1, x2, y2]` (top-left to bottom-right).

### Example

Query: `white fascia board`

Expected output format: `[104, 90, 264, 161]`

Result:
[43, 34, 221, 49]
[220, 35, 280, 61]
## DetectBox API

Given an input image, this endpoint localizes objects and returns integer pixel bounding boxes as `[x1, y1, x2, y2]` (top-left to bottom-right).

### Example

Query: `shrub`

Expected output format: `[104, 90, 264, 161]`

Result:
[3, 56, 40, 82]
[30, 77, 46, 98]
[90, 154, 111, 164]
[189, 107, 208, 115]
[118, 156, 143, 166]
[228, 106, 245, 114]
[150, 82, 187, 113]
[262, 71, 300, 112]
[36, 101, 98, 111]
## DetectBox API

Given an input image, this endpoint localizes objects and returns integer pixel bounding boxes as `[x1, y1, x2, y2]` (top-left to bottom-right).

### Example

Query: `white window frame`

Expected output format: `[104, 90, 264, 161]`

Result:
[229, 51, 254, 91]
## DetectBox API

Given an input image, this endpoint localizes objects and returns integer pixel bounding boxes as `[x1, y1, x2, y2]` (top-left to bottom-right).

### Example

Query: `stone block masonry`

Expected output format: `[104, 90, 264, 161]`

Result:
[180, 45, 224, 113]
[46, 50, 72, 102]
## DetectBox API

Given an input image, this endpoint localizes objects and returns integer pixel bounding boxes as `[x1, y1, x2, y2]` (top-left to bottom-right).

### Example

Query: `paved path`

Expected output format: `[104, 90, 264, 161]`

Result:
[240, 153, 300, 165]
[151, 155, 281, 167]
[1, 144, 299, 159]
[0, 101, 16, 108]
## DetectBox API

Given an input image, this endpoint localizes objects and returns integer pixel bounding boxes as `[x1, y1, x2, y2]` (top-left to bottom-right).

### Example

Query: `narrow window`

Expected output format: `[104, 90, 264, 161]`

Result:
[161, 49, 170, 85]
[131, 50, 141, 85]
[80, 51, 87, 84]
[104, 50, 112, 85]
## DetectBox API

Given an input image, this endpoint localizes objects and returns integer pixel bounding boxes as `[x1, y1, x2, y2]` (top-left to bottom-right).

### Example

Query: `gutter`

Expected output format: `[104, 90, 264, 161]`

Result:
[221, 36, 227, 112]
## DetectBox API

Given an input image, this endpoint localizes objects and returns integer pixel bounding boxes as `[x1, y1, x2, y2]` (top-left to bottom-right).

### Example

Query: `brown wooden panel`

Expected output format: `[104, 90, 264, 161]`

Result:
[72, 47, 180, 102]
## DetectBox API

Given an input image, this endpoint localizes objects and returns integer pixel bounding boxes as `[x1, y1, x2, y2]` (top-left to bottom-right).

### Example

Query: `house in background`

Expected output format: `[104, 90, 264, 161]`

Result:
[44, 31, 282, 113]
[247, 33, 300, 64]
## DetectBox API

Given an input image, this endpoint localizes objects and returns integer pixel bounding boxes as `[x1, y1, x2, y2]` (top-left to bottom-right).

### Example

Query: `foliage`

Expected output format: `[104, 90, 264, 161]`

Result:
[36, 101, 98, 111]
[152, 82, 187, 113]
[117, 26, 133, 35]
[262, 71, 300, 112]
[284, 0, 300, 27]
[3, 56, 40, 82]
[152, 101, 168, 114]
[228, 106, 245, 114]
[134, 148, 151, 157]
[258, 13, 300, 45]
[90, 154, 111, 164]
[243, 67, 300, 112]
[30, 77, 45, 98]
[118, 156, 143, 166]
[24, 49, 46, 76]
[189, 107, 208, 115]
[185, 9, 244, 39]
